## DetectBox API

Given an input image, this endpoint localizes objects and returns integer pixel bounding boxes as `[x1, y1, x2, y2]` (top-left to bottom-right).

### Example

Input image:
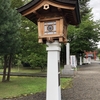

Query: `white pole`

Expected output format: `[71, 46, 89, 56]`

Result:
[46, 41, 61, 100]
[66, 43, 70, 65]
[80, 54, 82, 65]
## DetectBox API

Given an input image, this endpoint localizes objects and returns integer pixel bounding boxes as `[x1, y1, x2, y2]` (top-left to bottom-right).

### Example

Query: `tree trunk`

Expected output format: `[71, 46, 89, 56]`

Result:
[2, 55, 7, 82]
[1, 56, 4, 68]
[7, 54, 12, 81]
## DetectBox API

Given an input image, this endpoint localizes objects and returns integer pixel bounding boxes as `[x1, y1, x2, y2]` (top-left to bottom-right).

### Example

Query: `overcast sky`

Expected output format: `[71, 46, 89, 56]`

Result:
[89, 0, 100, 21]
[89, 0, 100, 48]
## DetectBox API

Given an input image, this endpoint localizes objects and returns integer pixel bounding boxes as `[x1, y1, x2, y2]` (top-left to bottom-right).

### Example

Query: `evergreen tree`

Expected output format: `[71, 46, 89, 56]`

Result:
[0, 0, 21, 82]
[11, 0, 24, 9]
[80, 0, 91, 18]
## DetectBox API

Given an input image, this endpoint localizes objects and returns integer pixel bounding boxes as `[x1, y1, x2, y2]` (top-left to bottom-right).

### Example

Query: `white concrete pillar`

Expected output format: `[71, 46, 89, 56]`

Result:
[46, 41, 61, 100]
[88, 57, 91, 64]
[80, 54, 82, 65]
[66, 43, 70, 65]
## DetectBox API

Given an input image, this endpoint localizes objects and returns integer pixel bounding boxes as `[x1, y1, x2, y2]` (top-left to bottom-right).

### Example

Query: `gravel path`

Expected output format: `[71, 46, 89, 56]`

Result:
[63, 62, 100, 100]
[2, 62, 100, 100]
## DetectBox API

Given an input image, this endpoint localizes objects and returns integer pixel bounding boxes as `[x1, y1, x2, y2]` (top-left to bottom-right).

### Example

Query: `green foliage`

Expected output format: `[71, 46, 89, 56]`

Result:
[0, 0, 21, 82]
[68, 0, 100, 56]
[97, 48, 100, 60]
[11, 0, 24, 9]
[19, 20, 47, 69]
[10, 0, 47, 70]
[68, 19, 100, 54]
[0, 0, 21, 55]
[97, 54, 100, 60]
[97, 48, 100, 54]
[63, 0, 100, 64]
[79, 0, 92, 19]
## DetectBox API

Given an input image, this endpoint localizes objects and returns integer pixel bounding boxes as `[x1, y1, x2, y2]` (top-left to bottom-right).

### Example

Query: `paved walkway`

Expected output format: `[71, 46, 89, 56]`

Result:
[62, 61, 100, 100]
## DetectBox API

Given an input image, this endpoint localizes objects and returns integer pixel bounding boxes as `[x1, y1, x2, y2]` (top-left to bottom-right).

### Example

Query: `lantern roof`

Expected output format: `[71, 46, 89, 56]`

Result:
[17, 0, 81, 25]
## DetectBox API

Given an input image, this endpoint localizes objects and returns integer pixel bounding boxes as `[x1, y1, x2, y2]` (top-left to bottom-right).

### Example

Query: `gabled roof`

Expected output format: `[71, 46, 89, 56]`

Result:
[17, 0, 81, 25]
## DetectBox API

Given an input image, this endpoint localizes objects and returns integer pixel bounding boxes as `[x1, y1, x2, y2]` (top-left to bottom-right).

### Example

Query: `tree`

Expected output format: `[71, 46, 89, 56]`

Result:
[80, 0, 91, 18]
[11, 0, 47, 70]
[60, 0, 100, 64]
[0, 0, 21, 82]
[68, 0, 100, 55]
[11, 0, 24, 9]
[20, 19, 47, 70]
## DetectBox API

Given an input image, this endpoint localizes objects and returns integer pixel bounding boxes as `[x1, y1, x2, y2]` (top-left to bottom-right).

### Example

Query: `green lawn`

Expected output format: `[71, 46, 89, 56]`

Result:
[0, 76, 72, 99]
[0, 67, 43, 73]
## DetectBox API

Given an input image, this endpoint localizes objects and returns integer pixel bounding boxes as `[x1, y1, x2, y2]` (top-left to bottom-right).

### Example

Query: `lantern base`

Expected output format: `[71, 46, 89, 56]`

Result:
[38, 37, 67, 44]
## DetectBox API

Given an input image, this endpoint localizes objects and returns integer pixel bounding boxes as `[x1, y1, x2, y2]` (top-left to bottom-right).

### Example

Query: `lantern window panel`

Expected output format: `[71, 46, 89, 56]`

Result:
[44, 21, 56, 34]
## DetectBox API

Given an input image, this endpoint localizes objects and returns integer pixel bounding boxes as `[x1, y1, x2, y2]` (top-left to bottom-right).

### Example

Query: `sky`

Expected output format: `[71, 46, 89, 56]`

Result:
[89, 0, 100, 21]
[89, 0, 100, 48]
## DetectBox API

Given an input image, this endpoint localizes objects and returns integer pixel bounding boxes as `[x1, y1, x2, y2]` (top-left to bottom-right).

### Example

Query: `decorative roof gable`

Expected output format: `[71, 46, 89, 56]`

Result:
[17, 0, 81, 25]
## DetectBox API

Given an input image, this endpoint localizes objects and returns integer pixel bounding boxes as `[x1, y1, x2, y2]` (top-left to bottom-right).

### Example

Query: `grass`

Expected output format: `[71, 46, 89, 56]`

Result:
[0, 76, 72, 99]
[0, 66, 42, 73]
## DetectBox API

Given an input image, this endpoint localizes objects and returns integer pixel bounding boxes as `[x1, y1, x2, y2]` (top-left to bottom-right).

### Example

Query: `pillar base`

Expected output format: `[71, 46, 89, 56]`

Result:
[61, 65, 75, 76]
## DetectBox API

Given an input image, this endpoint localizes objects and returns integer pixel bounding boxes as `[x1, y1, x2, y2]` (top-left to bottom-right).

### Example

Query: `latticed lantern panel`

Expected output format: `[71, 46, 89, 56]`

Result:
[44, 21, 56, 35]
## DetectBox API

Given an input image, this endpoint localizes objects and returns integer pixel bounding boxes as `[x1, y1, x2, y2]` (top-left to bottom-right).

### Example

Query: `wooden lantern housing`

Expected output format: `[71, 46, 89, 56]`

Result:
[17, 0, 81, 43]
[38, 16, 67, 43]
